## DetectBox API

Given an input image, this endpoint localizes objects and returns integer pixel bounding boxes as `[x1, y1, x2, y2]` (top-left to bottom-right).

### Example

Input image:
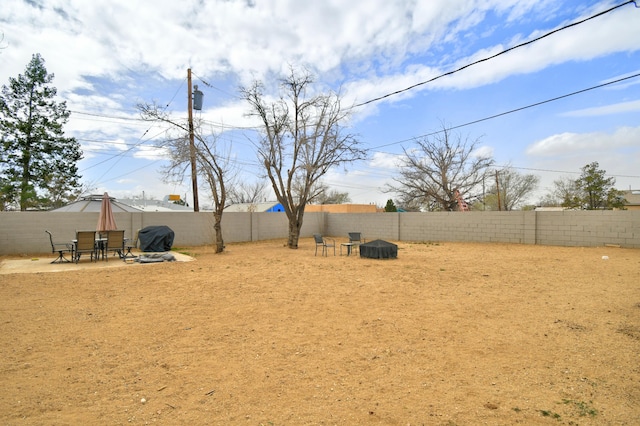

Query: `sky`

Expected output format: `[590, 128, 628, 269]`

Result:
[1, 0, 639, 209]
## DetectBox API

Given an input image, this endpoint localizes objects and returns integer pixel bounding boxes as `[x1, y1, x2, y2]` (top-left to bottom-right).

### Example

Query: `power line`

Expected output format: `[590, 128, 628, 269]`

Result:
[69, 110, 144, 121]
[353, 0, 637, 108]
[72, 66, 640, 188]
[192, 72, 243, 100]
[504, 165, 640, 179]
[368, 72, 640, 151]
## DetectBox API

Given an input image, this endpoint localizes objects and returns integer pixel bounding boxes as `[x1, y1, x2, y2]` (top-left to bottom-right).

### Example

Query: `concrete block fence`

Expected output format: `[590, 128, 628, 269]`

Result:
[1, 210, 638, 255]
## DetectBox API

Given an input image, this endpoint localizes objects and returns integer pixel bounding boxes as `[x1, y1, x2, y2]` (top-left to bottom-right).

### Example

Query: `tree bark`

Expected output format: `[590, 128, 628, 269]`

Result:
[213, 210, 224, 253]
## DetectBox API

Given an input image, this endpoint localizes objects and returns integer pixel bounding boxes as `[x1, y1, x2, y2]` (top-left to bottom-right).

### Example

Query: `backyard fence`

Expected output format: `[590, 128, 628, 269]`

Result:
[1, 210, 639, 255]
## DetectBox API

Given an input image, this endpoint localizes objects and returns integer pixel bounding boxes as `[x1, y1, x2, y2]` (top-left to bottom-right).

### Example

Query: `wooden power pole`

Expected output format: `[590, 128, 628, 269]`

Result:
[187, 68, 199, 212]
[495, 170, 501, 211]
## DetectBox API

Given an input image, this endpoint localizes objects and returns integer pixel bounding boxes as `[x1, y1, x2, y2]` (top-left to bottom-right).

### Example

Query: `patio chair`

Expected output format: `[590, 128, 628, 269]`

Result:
[104, 230, 125, 261]
[348, 232, 366, 254]
[74, 230, 97, 263]
[45, 230, 73, 264]
[314, 234, 336, 256]
[123, 229, 140, 259]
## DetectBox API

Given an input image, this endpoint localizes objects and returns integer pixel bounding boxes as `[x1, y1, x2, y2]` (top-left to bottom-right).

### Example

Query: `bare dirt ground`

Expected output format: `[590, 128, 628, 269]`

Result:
[0, 239, 639, 425]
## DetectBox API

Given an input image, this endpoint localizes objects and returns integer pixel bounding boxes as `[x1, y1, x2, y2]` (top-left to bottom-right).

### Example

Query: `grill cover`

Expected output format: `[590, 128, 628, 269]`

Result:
[138, 226, 175, 252]
[359, 239, 398, 259]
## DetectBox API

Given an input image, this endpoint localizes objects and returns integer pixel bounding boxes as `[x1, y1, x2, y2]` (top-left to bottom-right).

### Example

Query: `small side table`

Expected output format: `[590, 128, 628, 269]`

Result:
[95, 238, 107, 260]
[340, 243, 355, 256]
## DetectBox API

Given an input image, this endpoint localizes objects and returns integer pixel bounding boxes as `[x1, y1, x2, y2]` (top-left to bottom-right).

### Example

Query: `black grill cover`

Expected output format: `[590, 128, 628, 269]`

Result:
[359, 239, 398, 259]
[138, 226, 175, 252]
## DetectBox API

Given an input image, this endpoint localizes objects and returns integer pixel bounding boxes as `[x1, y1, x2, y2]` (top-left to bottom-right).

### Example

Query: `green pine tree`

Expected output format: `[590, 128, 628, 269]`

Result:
[1, 53, 83, 211]
[575, 162, 626, 210]
[384, 199, 397, 212]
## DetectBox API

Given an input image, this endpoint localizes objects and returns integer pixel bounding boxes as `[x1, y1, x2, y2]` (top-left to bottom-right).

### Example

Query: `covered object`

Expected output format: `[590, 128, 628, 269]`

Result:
[359, 239, 398, 259]
[138, 226, 175, 252]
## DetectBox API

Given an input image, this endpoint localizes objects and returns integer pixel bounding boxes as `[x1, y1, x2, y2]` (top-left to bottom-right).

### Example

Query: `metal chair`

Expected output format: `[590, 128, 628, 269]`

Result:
[348, 232, 365, 254]
[314, 234, 336, 256]
[74, 230, 97, 263]
[45, 230, 73, 264]
[123, 229, 140, 259]
[104, 230, 125, 261]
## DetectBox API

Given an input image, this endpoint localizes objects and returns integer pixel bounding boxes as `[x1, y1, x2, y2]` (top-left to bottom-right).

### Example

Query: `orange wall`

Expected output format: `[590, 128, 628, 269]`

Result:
[305, 204, 379, 213]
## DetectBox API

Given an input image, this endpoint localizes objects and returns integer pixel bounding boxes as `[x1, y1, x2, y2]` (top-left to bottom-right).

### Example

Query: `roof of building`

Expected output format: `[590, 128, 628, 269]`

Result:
[622, 190, 640, 206]
[118, 197, 193, 212]
[224, 202, 282, 212]
[305, 203, 379, 213]
[534, 206, 567, 212]
[50, 194, 142, 212]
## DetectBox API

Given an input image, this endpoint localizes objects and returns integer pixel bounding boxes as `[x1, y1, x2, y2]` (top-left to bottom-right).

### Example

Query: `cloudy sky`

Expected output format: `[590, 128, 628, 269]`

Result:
[2, 0, 639, 208]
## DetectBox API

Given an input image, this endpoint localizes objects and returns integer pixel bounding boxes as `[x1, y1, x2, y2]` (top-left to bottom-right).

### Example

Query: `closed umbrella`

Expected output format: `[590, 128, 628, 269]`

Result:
[97, 192, 118, 233]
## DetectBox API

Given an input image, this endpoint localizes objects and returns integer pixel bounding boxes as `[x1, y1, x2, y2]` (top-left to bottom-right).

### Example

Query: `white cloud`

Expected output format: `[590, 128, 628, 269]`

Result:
[2, 0, 638, 203]
[561, 100, 640, 117]
[409, 4, 638, 93]
[369, 152, 402, 170]
[2, 0, 635, 114]
[133, 145, 171, 161]
[526, 126, 640, 157]
[473, 145, 495, 159]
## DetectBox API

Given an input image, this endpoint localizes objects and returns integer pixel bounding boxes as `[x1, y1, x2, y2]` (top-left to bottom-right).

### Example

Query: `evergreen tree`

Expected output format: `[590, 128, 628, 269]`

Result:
[575, 162, 625, 210]
[384, 199, 397, 212]
[1, 54, 82, 211]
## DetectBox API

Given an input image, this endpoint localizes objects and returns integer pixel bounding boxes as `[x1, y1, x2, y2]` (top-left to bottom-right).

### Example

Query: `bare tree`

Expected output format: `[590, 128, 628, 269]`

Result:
[484, 167, 539, 211]
[395, 194, 425, 212]
[242, 68, 366, 249]
[226, 180, 268, 205]
[549, 176, 582, 208]
[314, 188, 351, 204]
[137, 104, 231, 253]
[387, 125, 494, 211]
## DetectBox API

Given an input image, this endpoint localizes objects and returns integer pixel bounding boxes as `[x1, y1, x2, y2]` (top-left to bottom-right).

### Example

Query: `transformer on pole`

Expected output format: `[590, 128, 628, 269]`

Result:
[193, 85, 204, 111]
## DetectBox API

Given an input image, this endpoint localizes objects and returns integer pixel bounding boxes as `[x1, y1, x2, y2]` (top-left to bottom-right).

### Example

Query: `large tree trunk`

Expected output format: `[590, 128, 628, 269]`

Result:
[287, 220, 302, 249]
[213, 210, 224, 253]
[286, 208, 304, 249]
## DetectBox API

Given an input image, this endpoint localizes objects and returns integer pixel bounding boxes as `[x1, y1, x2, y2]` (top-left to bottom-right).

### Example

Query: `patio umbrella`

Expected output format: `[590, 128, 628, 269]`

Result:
[97, 192, 118, 233]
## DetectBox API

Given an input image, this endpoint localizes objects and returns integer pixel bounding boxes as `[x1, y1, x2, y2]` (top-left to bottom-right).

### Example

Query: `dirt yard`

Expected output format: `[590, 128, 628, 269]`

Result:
[0, 239, 639, 425]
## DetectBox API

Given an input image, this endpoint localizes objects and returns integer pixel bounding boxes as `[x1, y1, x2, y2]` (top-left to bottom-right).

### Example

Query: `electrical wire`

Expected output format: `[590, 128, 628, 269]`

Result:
[368, 71, 640, 151]
[64, 1, 639, 192]
[352, 0, 637, 108]
[192, 72, 243, 100]
[74, 64, 640, 188]
[69, 110, 145, 121]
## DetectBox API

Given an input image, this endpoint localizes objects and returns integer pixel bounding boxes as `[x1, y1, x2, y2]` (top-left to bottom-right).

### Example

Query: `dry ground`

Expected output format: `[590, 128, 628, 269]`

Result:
[0, 239, 639, 425]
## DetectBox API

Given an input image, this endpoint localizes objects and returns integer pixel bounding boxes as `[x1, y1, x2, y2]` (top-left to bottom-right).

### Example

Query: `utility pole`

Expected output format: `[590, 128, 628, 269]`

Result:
[495, 170, 501, 211]
[187, 68, 199, 212]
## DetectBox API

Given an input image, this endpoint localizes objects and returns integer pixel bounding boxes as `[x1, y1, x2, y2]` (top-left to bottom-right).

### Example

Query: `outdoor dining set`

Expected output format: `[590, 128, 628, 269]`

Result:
[314, 232, 365, 257]
[46, 229, 137, 264]
[45, 192, 136, 264]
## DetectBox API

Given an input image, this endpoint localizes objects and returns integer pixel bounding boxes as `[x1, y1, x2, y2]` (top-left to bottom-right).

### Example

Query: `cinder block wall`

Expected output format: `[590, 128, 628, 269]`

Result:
[1, 210, 638, 255]
[326, 213, 398, 242]
[535, 210, 640, 247]
[397, 211, 529, 244]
